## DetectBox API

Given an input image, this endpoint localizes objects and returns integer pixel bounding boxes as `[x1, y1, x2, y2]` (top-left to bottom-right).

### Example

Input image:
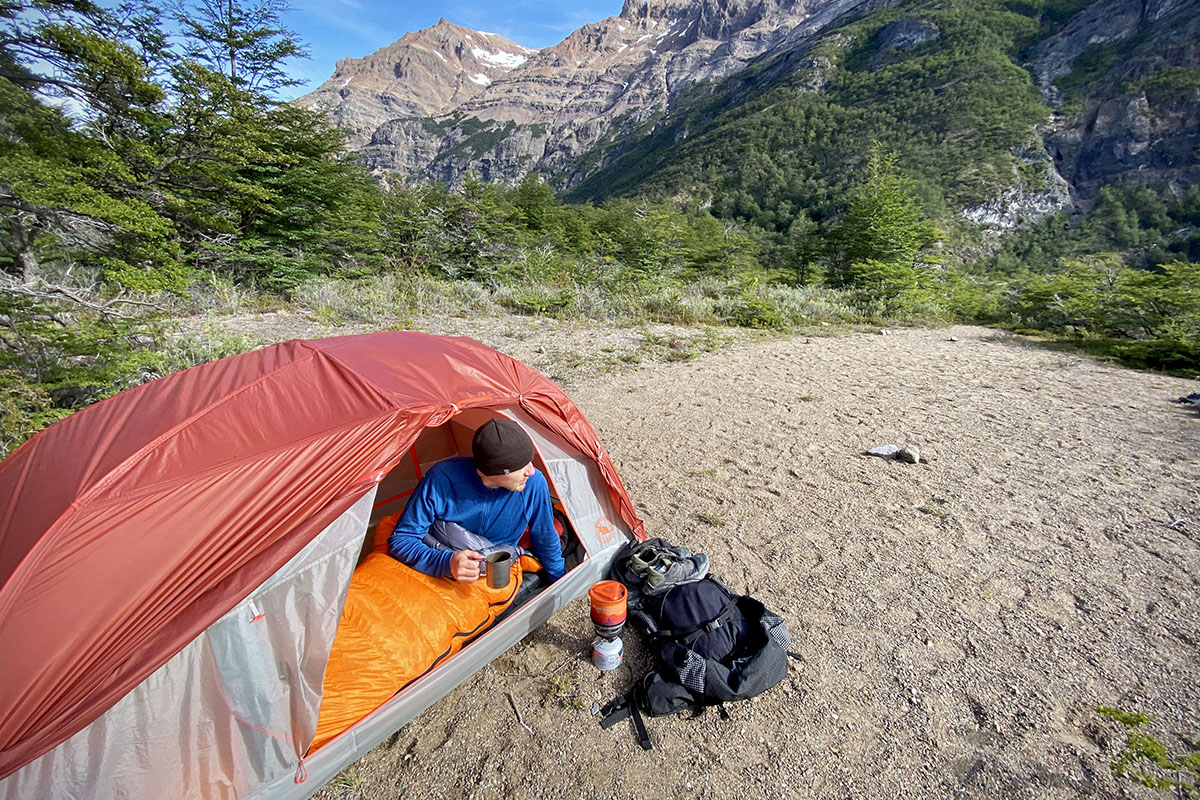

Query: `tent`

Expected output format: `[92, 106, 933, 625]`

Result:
[0, 331, 643, 799]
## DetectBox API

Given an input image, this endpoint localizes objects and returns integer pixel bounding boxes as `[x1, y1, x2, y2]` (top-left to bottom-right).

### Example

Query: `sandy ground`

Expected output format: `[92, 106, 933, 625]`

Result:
[278, 321, 1200, 800]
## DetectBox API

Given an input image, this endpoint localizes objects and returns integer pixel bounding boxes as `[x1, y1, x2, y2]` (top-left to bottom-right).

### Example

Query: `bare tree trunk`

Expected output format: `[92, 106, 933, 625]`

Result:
[226, 0, 237, 82]
[8, 212, 42, 283]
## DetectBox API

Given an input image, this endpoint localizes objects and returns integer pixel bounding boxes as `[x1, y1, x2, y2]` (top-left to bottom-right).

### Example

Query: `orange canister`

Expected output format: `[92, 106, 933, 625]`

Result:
[588, 580, 628, 638]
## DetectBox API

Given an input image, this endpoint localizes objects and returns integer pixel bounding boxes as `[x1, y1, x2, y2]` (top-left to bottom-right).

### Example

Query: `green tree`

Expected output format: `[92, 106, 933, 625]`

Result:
[0, 0, 392, 453]
[0, 1, 185, 291]
[0, 367, 68, 458]
[416, 174, 517, 280]
[512, 172, 556, 235]
[0, 0, 191, 432]
[783, 215, 824, 285]
[826, 146, 942, 285]
[172, 0, 305, 102]
[1004, 258, 1115, 332]
[1002, 257, 1200, 370]
[1109, 262, 1193, 338]
[163, 0, 384, 288]
[380, 185, 445, 272]
[594, 201, 690, 285]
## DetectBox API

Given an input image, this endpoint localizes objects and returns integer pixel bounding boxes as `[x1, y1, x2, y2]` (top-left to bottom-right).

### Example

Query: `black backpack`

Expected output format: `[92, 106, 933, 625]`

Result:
[600, 540, 791, 748]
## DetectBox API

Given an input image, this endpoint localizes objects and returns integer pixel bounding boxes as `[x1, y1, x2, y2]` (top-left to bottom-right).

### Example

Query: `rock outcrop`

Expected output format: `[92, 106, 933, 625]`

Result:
[956, 0, 1197, 228]
[1030, 0, 1200, 204]
[303, 0, 1197, 224]
[961, 170, 1074, 230]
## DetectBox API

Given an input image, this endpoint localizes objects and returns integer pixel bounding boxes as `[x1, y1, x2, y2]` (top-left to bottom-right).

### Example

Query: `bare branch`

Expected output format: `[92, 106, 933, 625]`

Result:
[0, 315, 43, 382]
[0, 277, 164, 318]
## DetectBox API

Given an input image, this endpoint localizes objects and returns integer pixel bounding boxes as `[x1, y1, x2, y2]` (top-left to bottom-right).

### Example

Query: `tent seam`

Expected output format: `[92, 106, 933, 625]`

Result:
[1, 345, 325, 619]
[305, 334, 524, 409]
[77, 407, 408, 512]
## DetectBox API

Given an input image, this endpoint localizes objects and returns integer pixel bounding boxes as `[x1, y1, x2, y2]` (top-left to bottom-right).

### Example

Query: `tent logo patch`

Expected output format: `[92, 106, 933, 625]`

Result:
[595, 516, 616, 544]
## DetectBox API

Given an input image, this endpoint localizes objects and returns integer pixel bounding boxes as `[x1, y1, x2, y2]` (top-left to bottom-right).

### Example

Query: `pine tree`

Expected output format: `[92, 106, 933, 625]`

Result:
[784, 216, 824, 286]
[172, 0, 305, 102]
[827, 147, 941, 275]
[164, 0, 383, 287]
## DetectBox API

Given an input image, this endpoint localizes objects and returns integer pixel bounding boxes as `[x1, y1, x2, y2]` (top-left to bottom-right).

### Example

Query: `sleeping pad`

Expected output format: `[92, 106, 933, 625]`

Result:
[309, 515, 540, 752]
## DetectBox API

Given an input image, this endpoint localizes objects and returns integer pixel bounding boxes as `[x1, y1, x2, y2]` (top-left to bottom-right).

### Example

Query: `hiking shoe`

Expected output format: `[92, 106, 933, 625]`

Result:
[640, 548, 709, 594]
[643, 552, 676, 590]
[652, 552, 708, 593]
[620, 539, 711, 593]
[629, 547, 664, 575]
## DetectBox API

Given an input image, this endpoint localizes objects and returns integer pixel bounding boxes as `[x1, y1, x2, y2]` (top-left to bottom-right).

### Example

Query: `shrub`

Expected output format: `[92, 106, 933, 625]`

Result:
[1096, 706, 1200, 798]
[716, 292, 787, 329]
[497, 287, 577, 317]
[0, 370, 69, 459]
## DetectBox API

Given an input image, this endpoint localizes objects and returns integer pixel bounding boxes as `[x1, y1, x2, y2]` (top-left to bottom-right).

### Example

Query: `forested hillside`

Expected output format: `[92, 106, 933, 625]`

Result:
[1, 0, 1197, 458]
[568, 0, 1059, 216]
[565, 0, 1199, 272]
[560, 0, 1200, 370]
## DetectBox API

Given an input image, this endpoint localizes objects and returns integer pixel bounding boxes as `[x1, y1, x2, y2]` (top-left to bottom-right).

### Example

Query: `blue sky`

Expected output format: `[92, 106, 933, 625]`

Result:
[283, 0, 625, 97]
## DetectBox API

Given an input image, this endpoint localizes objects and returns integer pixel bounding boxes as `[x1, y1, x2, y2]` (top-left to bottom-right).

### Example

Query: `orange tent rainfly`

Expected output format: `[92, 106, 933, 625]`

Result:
[0, 331, 642, 800]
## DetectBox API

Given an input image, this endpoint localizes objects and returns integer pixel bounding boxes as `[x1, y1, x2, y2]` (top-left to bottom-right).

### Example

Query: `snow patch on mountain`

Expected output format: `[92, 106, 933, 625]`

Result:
[471, 47, 529, 68]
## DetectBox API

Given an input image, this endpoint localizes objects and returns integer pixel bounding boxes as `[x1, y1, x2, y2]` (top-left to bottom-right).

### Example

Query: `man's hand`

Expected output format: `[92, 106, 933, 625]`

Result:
[449, 550, 485, 582]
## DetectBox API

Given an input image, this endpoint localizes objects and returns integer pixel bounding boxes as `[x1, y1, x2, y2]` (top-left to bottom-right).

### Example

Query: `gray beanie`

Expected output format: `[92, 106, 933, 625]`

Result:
[472, 418, 534, 476]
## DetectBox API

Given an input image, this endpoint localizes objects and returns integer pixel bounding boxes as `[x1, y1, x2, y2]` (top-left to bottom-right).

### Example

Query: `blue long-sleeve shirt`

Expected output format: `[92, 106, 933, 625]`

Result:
[388, 457, 566, 581]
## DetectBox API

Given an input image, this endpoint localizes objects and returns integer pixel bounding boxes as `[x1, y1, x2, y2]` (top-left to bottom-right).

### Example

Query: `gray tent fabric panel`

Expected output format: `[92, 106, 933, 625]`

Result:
[0, 490, 374, 800]
[454, 406, 633, 555]
[248, 545, 626, 800]
[510, 407, 632, 554]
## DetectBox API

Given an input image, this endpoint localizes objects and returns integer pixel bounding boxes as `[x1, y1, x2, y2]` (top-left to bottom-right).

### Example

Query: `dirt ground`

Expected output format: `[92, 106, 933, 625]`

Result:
[257, 318, 1200, 800]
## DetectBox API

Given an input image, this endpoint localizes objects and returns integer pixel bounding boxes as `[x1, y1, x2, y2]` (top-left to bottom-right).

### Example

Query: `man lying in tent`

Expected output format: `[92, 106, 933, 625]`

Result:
[387, 418, 567, 586]
[310, 418, 570, 751]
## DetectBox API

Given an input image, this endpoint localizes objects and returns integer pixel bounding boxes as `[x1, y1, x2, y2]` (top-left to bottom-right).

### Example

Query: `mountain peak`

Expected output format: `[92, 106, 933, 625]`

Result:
[619, 0, 700, 16]
[294, 20, 532, 147]
[619, 0, 644, 17]
[318, 0, 861, 182]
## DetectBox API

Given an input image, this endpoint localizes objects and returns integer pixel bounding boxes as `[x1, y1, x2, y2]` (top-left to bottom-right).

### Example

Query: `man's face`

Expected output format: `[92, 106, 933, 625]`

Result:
[481, 461, 536, 492]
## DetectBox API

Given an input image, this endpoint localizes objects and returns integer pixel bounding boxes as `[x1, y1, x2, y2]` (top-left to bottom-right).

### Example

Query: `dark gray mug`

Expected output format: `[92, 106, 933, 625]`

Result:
[484, 552, 512, 589]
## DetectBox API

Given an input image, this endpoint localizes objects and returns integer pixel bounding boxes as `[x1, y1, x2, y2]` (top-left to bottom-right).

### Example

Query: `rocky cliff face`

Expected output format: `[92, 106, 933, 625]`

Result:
[315, 0, 870, 184]
[294, 20, 534, 148]
[304, 0, 1197, 229]
[956, 0, 1198, 231]
[1030, 0, 1200, 208]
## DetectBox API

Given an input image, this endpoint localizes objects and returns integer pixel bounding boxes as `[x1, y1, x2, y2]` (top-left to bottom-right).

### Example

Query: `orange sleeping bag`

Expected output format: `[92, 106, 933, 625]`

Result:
[309, 515, 540, 752]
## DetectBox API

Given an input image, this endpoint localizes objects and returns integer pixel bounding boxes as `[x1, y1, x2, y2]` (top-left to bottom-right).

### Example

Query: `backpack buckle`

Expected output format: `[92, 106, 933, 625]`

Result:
[599, 693, 653, 750]
[599, 695, 632, 728]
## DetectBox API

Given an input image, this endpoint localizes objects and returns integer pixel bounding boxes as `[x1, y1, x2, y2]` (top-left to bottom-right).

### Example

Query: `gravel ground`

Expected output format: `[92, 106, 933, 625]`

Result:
[197, 314, 1199, 800]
